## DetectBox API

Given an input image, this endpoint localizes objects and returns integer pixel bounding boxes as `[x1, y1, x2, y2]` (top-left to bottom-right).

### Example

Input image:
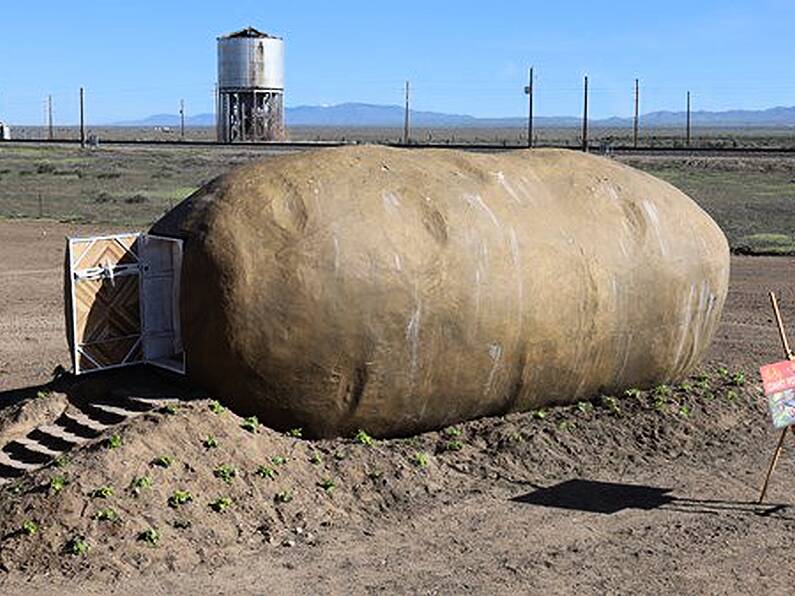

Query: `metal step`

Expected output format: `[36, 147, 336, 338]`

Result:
[62, 410, 112, 433]
[13, 437, 63, 458]
[37, 424, 90, 446]
[86, 402, 138, 418]
[0, 452, 39, 472]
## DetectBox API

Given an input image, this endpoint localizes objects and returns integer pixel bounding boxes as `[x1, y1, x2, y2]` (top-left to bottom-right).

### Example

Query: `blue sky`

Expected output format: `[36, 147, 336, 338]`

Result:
[1, 1, 793, 124]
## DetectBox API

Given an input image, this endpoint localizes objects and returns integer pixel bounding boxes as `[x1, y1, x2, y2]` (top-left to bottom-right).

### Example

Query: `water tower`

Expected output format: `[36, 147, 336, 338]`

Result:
[216, 27, 285, 142]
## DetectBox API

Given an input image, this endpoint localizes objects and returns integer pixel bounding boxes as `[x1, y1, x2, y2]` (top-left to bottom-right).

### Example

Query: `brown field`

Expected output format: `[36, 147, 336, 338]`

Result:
[1, 144, 795, 594]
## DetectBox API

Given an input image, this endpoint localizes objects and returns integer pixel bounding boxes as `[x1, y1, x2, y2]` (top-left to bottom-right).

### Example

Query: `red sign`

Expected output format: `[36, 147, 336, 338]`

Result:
[760, 360, 795, 395]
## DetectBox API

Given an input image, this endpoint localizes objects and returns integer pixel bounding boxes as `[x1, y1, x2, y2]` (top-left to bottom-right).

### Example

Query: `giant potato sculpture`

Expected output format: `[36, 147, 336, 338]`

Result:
[152, 146, 729, 438]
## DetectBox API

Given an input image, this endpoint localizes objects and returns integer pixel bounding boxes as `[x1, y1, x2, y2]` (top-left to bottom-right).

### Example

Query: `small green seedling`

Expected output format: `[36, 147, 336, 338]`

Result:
[333, 451, 346, 461]
[203, 436, 219, 449]
[106, 434, 122, 449]
[412, 452, 429, 468]
[53, 456, 70, 468]
[367, 469, 383, 480]
[36, 390, 51, 400]
[557, 420, 575, 432]
[161, 405, 178, 415]
[318, 478, 335, 493]
[91, 486, 114, 499]
[21, 520, 38, 535]
[445, 440, 464, 452]
[600, 395, 621, 415]
[443, 426, 462, 437]
[576, 401, 593, 414]
[678, 404, 692, 417]
[624, 388, 642, 399]
[93, 508, 118, 522]
[49, 475, 68, 495]
[287, 428, 303, 438]
[531, 409, 547, 420]
[696, 378, 711, 392]
[354, 429, 374, 446]
[66, 536, 89, 556]
[256, 465, 277, 479]
[210, 496, 232, 512]
[717, 366, 729, 379]
[151, 455, 174, 468]
[730, 372, 746, 387]
[241, 416, 260, 433]
[274, 490, 293, 504]
[679, 382, 693, 394]
[726, 389, 739, 402]
[309, 451, 323, 465]
[209, 400, 225, 415]
[130, 475, 152, 496]
[652, 385, 672, 398]
[271, 455, 287, 466]
[168, 490, 193, 508]
[138, 528, 160, 547]
[214, 464, 237, 484]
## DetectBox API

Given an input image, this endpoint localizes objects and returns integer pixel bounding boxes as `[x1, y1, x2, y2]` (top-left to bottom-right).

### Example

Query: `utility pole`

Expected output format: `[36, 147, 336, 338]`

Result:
[524, 66, 534, 148]
[581, 75, 589, 152]
[180, 99, 185, 140]
[47, 95, 53, 140]
[79, 87, 85, 148]
[633, 78, 639, 149]
[686, 91, 691, 147]
[403, 80, 410, 145]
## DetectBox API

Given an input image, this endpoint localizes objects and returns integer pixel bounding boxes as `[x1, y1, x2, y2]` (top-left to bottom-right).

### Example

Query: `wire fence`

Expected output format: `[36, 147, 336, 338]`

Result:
[1, 77, 794, 149]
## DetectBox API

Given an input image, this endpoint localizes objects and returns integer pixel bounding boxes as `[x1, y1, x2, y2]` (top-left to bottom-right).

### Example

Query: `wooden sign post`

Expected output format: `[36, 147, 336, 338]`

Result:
[757, 291, 795, 503]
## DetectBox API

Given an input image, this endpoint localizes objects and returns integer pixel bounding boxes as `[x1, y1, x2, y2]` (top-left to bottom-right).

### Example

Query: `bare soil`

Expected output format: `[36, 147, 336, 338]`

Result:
[1, 220, 795, 595]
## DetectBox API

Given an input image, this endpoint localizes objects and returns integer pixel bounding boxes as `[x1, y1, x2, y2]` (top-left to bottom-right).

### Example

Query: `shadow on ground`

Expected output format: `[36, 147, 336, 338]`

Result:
[513, 478, 788, 518]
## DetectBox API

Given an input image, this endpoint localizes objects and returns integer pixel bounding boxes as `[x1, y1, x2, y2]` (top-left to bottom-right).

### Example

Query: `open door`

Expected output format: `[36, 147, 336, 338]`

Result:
[66, 233, 184, 375]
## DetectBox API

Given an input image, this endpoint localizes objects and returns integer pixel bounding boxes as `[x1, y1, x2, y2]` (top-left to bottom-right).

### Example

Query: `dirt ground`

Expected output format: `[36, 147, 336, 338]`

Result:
[1, 219, 795, 595]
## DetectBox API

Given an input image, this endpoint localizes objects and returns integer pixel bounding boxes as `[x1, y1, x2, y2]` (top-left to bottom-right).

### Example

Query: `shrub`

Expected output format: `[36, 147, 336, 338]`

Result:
[274, 491, 293, 504]
[138, 528, 160, 547]
[412, 452, 429, 468]
[256, 465, 277, 479]
[65, 536, 89, 556]
[151, 455, 174, 468]
[130, 475, 152, 496]
[214, 464, 237, 484]
[354, 429, 374, 446]
[93, 508, 118, 522]
[21, 520, 38, 535]
[210, 496, 232, 512]
[49, 475, 68, 495]
[168, 490, 193, 508]
[445, 440, 464, 452]
[241, 416, 260, 433]
[91, 486, 114, 498]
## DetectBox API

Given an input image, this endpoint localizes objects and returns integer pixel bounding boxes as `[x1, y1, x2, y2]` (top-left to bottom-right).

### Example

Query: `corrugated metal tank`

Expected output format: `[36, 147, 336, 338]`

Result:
[217, 35, 284, 90]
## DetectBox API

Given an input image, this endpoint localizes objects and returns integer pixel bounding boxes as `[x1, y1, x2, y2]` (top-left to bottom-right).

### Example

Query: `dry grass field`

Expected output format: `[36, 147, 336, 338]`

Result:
[1, 141, 794, 252]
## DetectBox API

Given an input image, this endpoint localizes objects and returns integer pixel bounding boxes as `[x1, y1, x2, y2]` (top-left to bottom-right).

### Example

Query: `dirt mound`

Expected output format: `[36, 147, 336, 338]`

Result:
[0, 363, 765, 583]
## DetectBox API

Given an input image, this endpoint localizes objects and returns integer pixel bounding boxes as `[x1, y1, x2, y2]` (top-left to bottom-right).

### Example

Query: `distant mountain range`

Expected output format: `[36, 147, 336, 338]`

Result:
[112, 102, 795, 128]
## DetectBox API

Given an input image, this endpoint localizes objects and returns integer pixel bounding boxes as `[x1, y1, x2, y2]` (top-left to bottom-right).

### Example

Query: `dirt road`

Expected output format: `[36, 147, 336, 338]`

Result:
[1, 219, 795, 595]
